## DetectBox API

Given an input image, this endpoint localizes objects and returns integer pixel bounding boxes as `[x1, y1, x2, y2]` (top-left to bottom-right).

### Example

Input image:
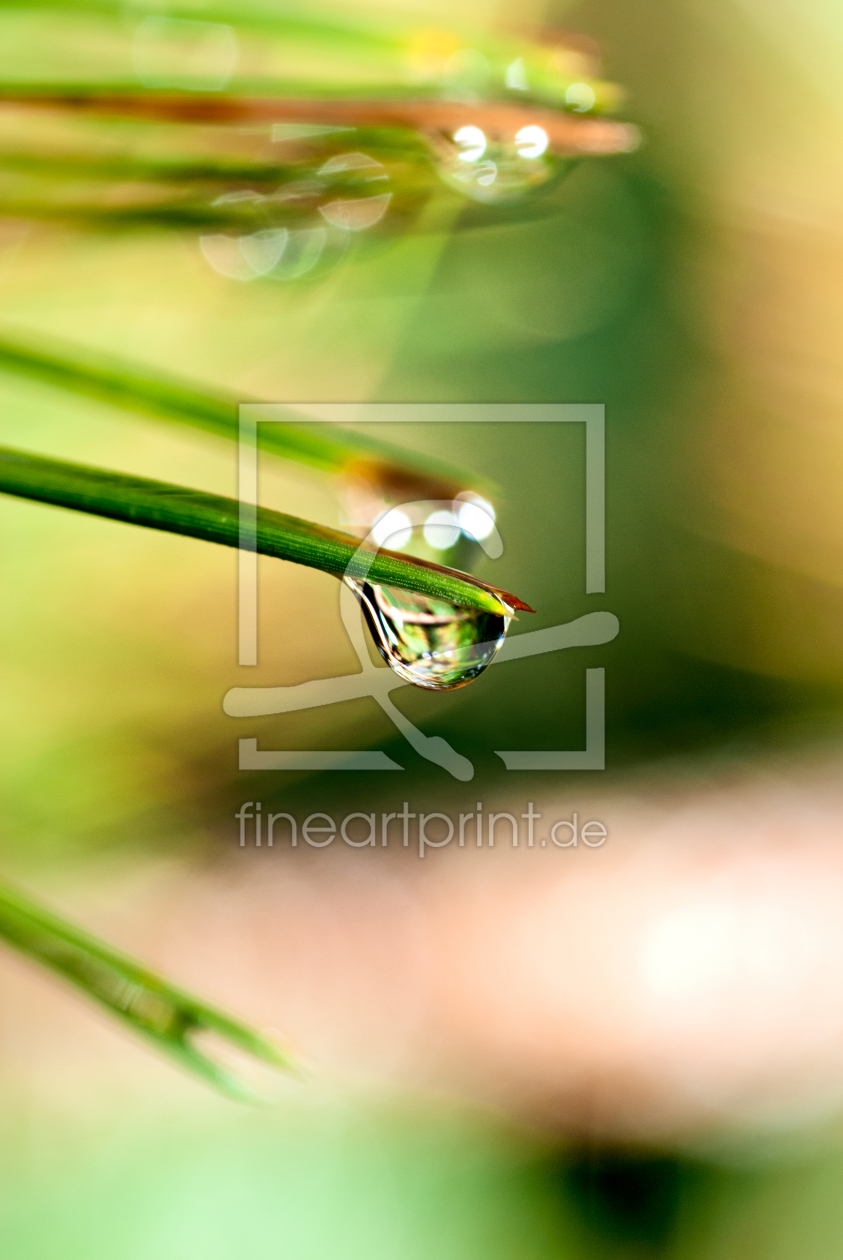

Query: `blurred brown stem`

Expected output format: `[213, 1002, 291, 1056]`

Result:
[0, 91, 639, 156]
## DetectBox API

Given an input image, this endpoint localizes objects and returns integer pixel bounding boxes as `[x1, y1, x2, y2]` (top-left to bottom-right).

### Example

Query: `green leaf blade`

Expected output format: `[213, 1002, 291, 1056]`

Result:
[0, 330, 495, 497]
[0, 445, 534, 613]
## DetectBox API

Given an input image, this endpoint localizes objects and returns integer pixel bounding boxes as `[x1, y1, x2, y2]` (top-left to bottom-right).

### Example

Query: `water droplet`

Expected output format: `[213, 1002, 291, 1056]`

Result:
[199, 232, 260, 280]
[515, 125, 549, 159]
[199, 227, 287, 280]
[267, 180, 324, 204]
[239, 227, 288, 274]
[565, 81, 597, 113]
[433, 130, 568, 204]
[318, 152, 388, 178]
[212, 189, 264, 207]
[345, 579, 511, 690]
[453, 125, 486, 162]
[504, 57, 530, 92]
[269, 226, 328, 279]
[319, 192, 392, 230]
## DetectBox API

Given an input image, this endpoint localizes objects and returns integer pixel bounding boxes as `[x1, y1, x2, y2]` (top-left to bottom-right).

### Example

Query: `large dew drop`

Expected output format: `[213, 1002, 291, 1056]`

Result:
[345, 578, 511, 690]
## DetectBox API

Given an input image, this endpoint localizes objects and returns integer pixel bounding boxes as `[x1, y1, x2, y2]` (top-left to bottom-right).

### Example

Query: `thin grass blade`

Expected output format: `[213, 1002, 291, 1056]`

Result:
[0, 445, 534, 613]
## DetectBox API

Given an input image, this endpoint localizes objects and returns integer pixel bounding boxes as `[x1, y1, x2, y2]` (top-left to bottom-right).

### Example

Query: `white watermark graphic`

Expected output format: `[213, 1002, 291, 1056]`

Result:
[224, 404, 619, 779]
[234, 800, 608, 856]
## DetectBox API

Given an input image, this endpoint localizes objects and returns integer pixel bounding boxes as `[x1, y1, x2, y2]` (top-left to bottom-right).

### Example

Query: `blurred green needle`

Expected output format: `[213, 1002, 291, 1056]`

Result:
[0, 882, 296, 1101]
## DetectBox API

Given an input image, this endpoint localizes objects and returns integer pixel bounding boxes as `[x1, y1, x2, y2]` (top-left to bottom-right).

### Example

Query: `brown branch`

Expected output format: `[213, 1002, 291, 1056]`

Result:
[0, 91, 640, 156]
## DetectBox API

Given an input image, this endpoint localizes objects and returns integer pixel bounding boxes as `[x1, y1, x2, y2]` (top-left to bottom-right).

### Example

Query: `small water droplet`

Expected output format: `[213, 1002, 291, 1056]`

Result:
[239, 227, 288, 274]
[345, 579, 511, 690]
[433, 130, 569, 204]
[453, 125, 486, 162]
[504, 57, 530, 92]
[515, 125, 549, 159]
[319, 192, 392, 230]
[318, 152, 388, 178]
[269, 226, 328, 279]
[565, 81, 597, 113]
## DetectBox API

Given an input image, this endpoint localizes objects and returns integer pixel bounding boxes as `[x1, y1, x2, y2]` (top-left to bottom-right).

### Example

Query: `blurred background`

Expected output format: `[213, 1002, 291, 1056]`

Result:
[3, 0, 843, 1255]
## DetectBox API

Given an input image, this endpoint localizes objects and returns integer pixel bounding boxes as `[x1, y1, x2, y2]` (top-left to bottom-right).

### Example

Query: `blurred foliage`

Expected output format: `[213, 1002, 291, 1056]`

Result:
[2, 1095, 843, 1260]
[2, 0, 843, 1252]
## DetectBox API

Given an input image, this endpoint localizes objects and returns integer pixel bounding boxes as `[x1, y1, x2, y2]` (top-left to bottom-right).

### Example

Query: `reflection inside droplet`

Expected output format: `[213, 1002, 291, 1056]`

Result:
[345, 579, 511, 690]
[474, 160, 497, 188]
[515, 125, 549, 159]
[453, 125, 486, 162]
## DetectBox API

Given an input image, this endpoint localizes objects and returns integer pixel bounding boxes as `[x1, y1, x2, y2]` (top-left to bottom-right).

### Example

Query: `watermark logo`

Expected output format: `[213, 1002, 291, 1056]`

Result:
[223, 404, 618, 779]
[234, 800, 608, 856]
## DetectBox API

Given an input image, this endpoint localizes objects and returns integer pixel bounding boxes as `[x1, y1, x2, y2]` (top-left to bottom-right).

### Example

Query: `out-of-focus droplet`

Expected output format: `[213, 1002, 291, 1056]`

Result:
[505, 57, 530, 91]
[433, 129, 565, 203]
[267, 180, 323, 204]
[212, 189, 264, 207]
[315, 153, 391, 231]
[345, 579, 511, 690]
[319, 192, 392, 230]
[199, 227, 286, 280]
[318, 152, 389, 179]
[454, 125, 487, 162]
[201, 223, 338, 282]
[515, 125, 549, 159]
[565, 81, 597, 113]
[269, 226, 327, 279]
[239, 228, 288, 274]
[199, 232, 256, 280]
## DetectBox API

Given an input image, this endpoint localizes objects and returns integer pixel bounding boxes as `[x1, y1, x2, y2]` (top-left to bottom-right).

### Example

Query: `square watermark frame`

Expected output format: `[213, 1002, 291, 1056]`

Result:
[226, 403, 615, 776]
